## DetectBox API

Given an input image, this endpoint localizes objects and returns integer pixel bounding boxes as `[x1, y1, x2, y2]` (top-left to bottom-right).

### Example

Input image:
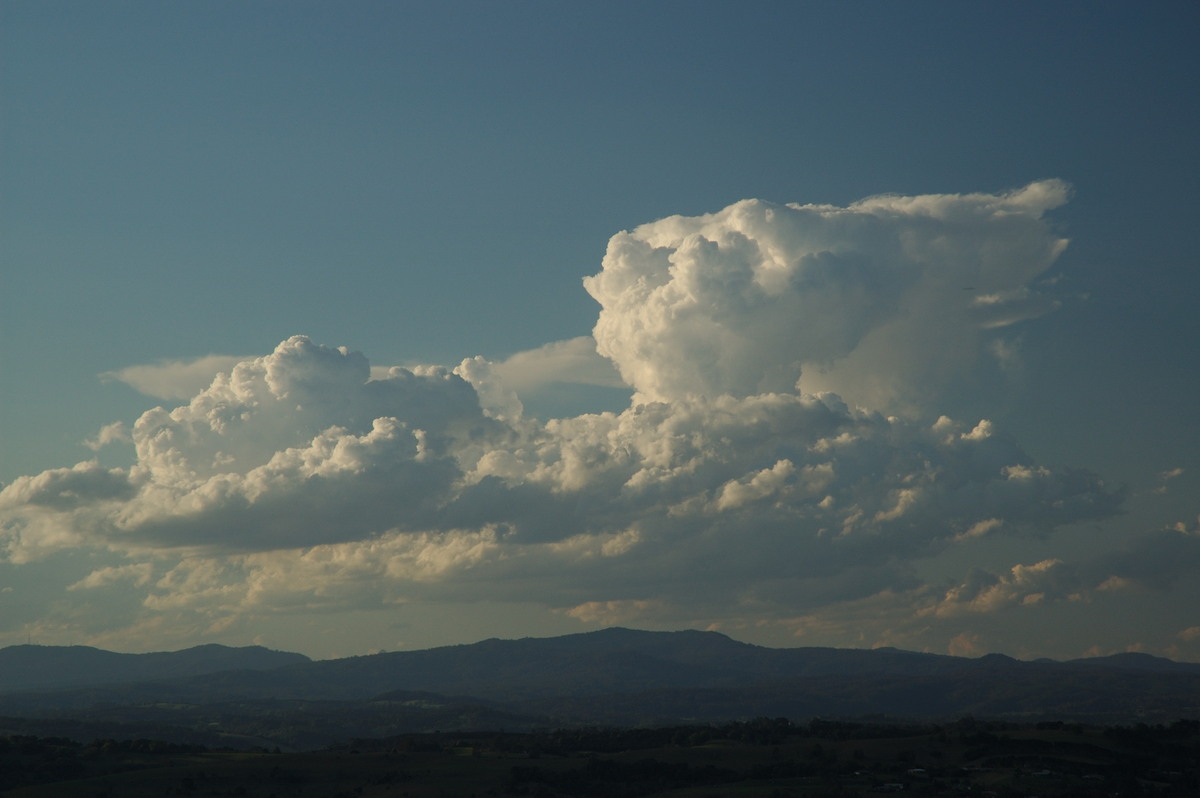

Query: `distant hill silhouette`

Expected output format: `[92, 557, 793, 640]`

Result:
[0, 643, 309, 691]
[257, 628, 982, 701]
[1066, 650, 1200, 672]
[1, 629, 1198, 749]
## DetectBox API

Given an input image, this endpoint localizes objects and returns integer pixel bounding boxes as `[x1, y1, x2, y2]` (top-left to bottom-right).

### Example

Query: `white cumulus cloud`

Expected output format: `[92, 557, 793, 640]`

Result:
[585, 180, 1069, 414]
[0, 183, 1139, 655]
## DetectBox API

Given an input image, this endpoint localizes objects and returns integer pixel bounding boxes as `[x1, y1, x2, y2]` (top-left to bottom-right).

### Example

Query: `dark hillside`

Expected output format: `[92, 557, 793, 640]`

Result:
[245, 628, 973, 702]
[1, 629, 1199, 749]
[0, 644, 310, 692]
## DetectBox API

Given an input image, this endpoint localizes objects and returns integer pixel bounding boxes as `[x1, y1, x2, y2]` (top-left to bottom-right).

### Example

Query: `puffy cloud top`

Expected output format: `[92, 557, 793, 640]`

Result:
[584, 181, 1069, 410]
[132, 336, 488, 487]
[1, 336, 499, 557]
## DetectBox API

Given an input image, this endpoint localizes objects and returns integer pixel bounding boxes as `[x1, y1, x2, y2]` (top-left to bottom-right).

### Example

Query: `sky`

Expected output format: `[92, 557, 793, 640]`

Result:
[1, 0, 1198, 662]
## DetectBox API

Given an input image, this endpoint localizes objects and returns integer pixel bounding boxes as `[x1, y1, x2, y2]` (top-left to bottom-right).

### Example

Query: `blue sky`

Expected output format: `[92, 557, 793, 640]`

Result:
[2, 1, 1198, 660]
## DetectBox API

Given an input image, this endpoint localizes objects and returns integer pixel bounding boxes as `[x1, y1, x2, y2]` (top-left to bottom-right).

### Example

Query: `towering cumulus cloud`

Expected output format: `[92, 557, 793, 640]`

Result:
[586, 181, 1069, 412]
[0, 182, 1129, 654]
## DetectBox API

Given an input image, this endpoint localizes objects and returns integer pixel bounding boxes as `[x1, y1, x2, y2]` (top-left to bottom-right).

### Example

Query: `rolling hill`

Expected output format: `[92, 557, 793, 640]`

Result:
[1, 629, 1197, 749]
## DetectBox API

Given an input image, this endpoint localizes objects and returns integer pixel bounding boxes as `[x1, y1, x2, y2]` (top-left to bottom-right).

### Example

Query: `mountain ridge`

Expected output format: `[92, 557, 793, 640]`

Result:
[1, 628, 1198, 748]
[6, 628, 1200, 698]
[0, 642, 310, 692]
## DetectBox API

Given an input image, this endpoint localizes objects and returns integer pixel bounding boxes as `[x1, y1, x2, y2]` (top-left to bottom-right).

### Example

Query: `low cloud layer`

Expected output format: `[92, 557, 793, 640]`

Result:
[2, 182, 1171, 658]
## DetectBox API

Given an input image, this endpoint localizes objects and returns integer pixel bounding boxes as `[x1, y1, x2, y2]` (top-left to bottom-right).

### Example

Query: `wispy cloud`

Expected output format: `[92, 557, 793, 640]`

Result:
[493, 337, 626, 393]
[102, 355, 254, 400]
[83, 421, 131, 451]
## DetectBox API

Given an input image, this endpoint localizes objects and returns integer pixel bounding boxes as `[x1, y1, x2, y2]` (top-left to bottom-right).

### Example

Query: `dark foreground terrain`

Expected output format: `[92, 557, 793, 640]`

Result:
[1, 717, 1197, 798]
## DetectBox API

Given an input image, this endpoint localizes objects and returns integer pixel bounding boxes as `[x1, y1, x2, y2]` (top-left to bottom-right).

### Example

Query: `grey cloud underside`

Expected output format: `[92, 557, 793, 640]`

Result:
[0, 182, 1131, 627]
[1, 347, 1120, 614]
[924, 517, 1200, 623]
[1093, 520, 1200, 589]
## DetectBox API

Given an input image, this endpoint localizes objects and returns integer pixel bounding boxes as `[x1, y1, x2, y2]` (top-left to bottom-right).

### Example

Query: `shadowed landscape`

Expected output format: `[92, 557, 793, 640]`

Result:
[1, 713, 1197, 797]
[1, 629, 1198, 753]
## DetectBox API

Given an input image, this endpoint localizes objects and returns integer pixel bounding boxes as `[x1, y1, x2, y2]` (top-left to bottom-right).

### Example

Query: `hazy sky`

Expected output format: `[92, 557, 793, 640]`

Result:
[2, 1, 1198, 661]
